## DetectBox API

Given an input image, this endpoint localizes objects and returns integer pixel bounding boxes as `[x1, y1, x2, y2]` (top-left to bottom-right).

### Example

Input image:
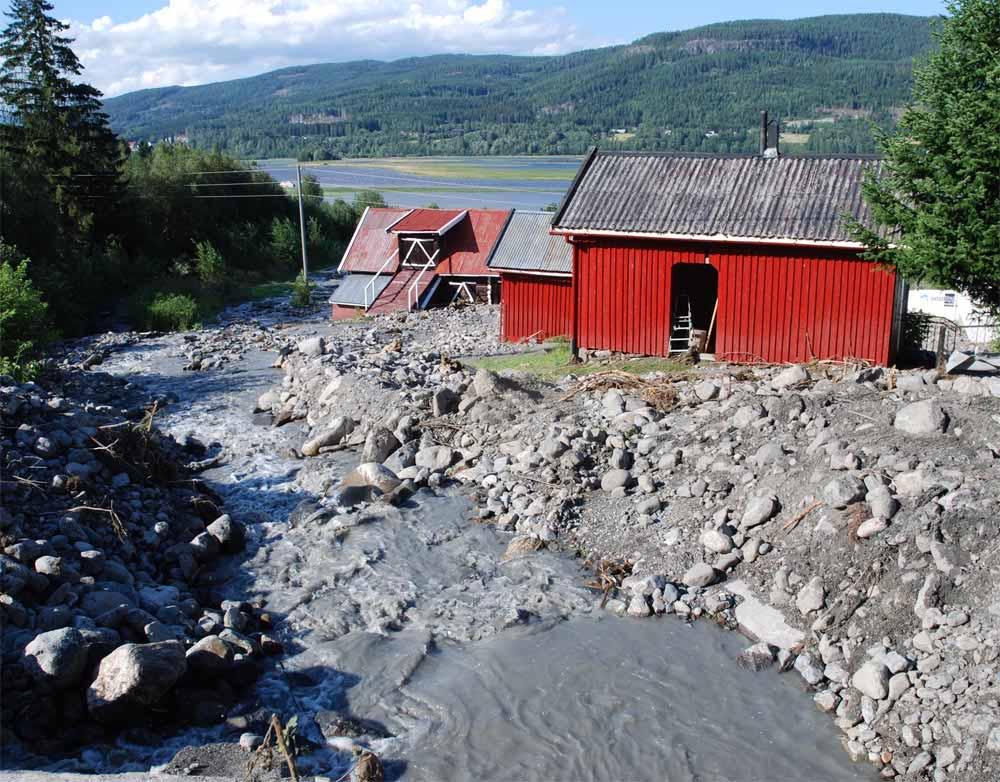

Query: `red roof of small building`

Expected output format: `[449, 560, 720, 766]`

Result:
[339, 207, 511, 278]
[435, 209, 511, 276]
[390, 208, 467, 234]
[338, 207, 409, 274]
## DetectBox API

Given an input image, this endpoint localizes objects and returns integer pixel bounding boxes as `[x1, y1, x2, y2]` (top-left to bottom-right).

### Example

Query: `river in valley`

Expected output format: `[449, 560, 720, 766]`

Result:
[67, 286, 875, 781]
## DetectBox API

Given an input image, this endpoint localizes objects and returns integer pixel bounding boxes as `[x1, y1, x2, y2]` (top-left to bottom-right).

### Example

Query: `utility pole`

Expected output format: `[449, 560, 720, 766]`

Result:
[295, 164, 309, 280]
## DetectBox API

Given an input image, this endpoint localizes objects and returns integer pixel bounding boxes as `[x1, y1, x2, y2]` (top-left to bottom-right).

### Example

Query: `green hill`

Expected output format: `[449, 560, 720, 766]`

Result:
[102, 13, 937, 159]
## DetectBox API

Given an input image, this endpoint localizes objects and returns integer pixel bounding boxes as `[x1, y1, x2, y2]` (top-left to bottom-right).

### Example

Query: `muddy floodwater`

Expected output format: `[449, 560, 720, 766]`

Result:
[78, 292, 875, 781]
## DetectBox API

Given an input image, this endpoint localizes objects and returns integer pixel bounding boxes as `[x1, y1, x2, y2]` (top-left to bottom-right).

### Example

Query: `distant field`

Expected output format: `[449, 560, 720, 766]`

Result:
[307, 156, 580, 182]
[780, 132, 812, 145]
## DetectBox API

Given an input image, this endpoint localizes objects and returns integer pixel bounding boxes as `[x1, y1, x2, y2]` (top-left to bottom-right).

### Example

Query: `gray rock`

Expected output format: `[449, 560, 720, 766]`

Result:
[894, 399, 949, 435]
[741, 495, 779, 529]
[822, 476, 865, 509]
[682, 562, 721, 588]
[701, 528, 734, 554]
[301, 416, 355, 457]
[794, 653, 824, 686]
[87, 641, 187, 723]
[362, 427, 401, 464]
[694, 380, 719, 401]
[472, 368, 503, 398]
[432, 387, 460, 417]
[856, 517, 888, 539]
[24, 627, 88, 688]
[339, 462, 402, 503]
[297, 336, 325, 357]
[186, 634, 233, 677]
[772, 365, 809, 389]
[206, 514, 245, 554]
[795, 577, 826, 615]
[851, 661, 890, 700]
[866, 486, 899, 520]
[914, 573, 942, 620]
[600, 469, 633, 492]
[415, 445, 455, 472]
[736, 642, 775, 672]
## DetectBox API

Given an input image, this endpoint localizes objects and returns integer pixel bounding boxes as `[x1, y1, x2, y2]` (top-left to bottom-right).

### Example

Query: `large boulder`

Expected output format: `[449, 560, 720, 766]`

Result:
[301, 416, 355, 457]
[186, 635, 233, 677]
[206, 514, 245, 554]
[771, 365, 809, 390]
[339, 462, 402, 505]
[24, 627, 88, 688]
[894, 400, 949, 435]
[473, 368, 503, 398]
[852, 661, 890, 700]
[297, 336, 325, 357]
[87, 641, 187, 723]
[361, 427, 401, 464]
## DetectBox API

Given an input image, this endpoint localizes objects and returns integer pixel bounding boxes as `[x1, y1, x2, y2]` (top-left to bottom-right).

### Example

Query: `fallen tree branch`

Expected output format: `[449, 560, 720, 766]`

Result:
[782, 501, 822, 533]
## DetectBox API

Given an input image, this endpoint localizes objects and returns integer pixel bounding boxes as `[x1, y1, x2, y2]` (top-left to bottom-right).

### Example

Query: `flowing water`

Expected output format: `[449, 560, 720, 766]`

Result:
[76, 292, 875, 781]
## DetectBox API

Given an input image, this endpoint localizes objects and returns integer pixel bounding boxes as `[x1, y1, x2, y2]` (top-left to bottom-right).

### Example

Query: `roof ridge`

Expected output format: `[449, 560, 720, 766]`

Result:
[598, 149, 882, 161]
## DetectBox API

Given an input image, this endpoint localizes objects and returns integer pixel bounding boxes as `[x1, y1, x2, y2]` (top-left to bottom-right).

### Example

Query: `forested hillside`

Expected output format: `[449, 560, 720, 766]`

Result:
[103, 13, 937, 159]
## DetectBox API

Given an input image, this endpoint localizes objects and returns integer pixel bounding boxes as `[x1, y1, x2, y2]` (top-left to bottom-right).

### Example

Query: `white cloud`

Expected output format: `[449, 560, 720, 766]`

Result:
[64, 0, 586, 97]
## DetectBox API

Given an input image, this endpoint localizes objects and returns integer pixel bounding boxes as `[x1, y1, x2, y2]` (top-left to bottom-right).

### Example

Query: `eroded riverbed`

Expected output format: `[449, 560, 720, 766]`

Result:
[74, 298, 875, 781]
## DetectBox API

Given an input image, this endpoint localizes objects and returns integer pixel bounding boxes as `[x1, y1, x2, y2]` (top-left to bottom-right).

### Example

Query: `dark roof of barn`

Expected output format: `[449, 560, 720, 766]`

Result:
[330, 273, 391, 306]
[552, 150, 884, 245]
[487, 211, 572, 275]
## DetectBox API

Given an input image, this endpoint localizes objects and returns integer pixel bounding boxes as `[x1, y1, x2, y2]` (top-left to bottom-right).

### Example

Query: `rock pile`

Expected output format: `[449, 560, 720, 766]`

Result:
[0, 368, 275, 758]
[269, 305, 1000, 782]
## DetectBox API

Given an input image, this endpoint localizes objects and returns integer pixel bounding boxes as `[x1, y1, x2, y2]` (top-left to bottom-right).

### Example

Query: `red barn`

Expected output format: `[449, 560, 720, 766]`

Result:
[486, 210, 573, 342]
[551, 149, 906, 365]
[331, 207, 509, 319]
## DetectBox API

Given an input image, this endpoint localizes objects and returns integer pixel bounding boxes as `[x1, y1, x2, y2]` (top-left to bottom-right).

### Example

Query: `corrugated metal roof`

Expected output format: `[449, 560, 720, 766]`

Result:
[553, 151, 885, 244]
[391, 208, 466, 234]
[487, 211, 572, 275]
[339, 207, 409, 274]
[329, 273, 392, 306]
[436, 209, 511, 276]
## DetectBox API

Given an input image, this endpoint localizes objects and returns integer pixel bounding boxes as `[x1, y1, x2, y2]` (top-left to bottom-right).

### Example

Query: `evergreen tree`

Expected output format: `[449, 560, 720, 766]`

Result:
[855, 0, 1000, 313]
[0, 0, 123, 248]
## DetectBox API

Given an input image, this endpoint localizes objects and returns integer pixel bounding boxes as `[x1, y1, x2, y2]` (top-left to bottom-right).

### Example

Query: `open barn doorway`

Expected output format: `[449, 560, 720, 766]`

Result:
[669, 263, 719, 354]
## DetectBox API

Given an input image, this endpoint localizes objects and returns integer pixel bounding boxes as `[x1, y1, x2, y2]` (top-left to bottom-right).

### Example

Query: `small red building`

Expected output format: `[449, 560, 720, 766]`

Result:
[331, 207, 509, 319]
[486, 210, 573, 342]
[552, 149, 906, 365]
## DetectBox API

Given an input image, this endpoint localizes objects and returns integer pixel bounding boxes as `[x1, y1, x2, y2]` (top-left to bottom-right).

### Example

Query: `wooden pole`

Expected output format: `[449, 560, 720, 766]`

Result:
[296, 165, 309, 281]
[706, 298, 719, 351]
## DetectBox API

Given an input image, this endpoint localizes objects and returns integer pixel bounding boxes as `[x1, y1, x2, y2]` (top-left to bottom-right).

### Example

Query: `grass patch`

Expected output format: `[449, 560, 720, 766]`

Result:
[779, 132, 811, 145]
[469, 345, 689, 380]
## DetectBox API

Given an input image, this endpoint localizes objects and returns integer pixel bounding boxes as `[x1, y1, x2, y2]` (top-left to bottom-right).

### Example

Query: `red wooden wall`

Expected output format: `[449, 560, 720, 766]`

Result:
[501, 273, 573, 342]
[573, 239, 898, 365]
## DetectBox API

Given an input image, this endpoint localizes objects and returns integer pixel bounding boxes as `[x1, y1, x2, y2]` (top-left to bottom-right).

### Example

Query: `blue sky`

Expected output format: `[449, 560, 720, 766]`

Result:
[46, 0, 947, 97]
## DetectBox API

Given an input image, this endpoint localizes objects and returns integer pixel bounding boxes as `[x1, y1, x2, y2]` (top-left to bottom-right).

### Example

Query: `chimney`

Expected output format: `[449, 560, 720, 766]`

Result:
[759, 110, 768, 156]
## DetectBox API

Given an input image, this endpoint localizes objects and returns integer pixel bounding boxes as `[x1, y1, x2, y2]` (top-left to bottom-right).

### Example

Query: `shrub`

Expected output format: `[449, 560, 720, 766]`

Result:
[270, 217, 300, 267]
[0, 253, 53, 380]
[194, 240, 226, 287]
[291, 272, 312, 307]
[146, 292, 199, 331]
[901, 310, 933, 356]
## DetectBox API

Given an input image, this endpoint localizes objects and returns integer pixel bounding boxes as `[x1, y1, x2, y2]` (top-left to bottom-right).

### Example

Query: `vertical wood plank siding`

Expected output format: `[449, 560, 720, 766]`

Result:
[573, 239, 897, 365]
[500, 273, 573, 342]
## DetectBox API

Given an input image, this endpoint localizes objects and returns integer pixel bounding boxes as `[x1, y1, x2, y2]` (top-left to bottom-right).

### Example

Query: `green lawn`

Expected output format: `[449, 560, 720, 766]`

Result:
[469, 346, 689, 380]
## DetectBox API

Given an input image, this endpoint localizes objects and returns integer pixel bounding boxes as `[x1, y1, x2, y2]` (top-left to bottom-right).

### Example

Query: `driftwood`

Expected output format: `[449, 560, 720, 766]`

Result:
[782, 501, 822, 533]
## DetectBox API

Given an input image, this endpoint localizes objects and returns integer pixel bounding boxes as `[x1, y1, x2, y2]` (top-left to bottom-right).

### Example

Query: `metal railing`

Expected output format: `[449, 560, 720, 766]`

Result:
[364, 249, 398, 310]
[407, 258, 437, 311]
